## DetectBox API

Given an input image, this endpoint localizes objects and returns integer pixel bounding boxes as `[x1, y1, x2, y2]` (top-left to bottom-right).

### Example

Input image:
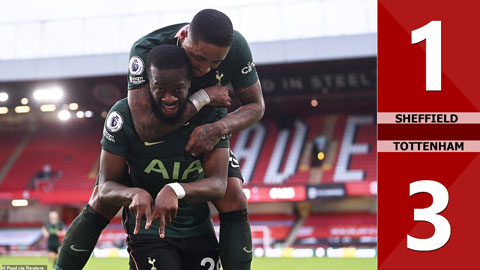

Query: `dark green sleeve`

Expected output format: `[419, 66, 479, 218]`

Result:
[101, 100, 131, 156]
[215, 108, 230, 148]
[127, 24, 186, 90]
[216, 134, 230, 148]
[231, 31, 259, 90]
[127, 43, 150, 90]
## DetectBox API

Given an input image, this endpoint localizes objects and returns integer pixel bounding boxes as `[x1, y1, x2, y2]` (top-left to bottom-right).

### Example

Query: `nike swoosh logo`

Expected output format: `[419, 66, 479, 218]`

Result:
[70, 245, 89, 252]
[144, 141, 165, 146]
[243, 247, 253, 253]
[182, 122, 190, 126]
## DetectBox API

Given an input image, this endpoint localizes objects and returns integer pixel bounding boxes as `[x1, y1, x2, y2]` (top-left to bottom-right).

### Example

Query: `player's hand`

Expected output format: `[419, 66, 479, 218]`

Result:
[128, 188, 153, 235]
[204, 85, 231, 107]
[186, 123, 222, 156]
[151, 186, 179, 238]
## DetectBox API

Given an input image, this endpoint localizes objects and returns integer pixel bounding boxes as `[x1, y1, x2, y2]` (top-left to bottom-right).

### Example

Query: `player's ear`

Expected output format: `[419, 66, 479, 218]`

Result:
[180, 28, 188, 43]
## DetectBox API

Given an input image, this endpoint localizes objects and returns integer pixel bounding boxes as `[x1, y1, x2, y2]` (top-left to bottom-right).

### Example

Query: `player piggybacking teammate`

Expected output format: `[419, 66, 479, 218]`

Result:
[55, 9, 264, 270]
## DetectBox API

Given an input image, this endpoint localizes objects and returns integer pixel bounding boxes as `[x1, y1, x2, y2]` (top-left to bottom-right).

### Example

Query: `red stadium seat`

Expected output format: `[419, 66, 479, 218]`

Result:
[0, 120, 102, 191]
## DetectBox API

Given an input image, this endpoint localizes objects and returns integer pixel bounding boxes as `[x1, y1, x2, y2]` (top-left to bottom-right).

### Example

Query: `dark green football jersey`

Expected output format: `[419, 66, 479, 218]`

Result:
[101, 99, 229, 238]
[128, 23, 259, 91]
[45, 221, 63, 245]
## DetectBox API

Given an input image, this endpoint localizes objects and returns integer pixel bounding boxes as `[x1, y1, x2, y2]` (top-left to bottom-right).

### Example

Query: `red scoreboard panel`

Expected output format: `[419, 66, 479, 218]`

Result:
[378, 1, 480, 269]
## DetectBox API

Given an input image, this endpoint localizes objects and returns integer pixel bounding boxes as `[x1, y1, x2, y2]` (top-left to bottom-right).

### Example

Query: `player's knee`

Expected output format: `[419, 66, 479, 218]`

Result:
[89, 188, 119, 220]
[227, 177, 248, 209]
[96, 184, 109, 204]
[214, 177, 248, 212]
[218, 190, 247, 212]
[88, 187, 101, 210]
[230, 187, 248, 209]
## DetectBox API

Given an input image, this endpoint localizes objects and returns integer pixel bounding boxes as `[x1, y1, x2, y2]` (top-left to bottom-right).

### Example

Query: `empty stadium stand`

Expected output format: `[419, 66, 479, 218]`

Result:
[0, 120, 102, 191]
[231, 114, 376, 186]
[0, 130, 26, 172]
[0, 113, 375, 191]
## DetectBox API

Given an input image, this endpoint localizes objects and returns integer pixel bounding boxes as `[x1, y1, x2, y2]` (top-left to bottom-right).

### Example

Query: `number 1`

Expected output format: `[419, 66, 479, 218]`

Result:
[411, 21, 442, 91]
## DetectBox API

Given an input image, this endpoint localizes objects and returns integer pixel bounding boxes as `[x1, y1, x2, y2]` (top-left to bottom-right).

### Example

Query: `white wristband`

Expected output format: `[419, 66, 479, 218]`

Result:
[166, 182, 186, 199]
[188, 89, 210, 112]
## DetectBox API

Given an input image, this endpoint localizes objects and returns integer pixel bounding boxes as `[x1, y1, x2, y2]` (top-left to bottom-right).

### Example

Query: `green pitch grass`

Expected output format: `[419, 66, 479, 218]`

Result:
[0, 256, 376, 270]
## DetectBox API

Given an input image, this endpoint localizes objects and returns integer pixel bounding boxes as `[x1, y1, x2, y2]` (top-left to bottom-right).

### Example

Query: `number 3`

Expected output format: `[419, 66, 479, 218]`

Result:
[407, 180, 451, 251]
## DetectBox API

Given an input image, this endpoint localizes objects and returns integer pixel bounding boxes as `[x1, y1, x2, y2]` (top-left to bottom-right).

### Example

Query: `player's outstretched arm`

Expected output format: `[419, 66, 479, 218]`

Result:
[186, 80, 264, 155]
[128, 85, 231, 142]
[97, 150, 154, 234]
[150, 147, 229, 237]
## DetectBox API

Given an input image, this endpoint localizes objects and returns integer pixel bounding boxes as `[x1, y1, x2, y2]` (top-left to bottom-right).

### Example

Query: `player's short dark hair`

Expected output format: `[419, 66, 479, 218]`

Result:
[146, 44, 192, 78]
[189, 9, 233, 48]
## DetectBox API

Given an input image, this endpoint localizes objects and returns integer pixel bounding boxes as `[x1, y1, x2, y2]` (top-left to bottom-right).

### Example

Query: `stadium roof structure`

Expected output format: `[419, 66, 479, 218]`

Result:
[0, 0, 376, 81]
[0, 34, 375, 82]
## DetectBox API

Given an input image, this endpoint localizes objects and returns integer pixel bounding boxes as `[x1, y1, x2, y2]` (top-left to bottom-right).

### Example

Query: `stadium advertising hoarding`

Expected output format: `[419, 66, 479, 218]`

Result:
[307, 184, 346, 199]
[1, 181, 376, 204]
[243, 186, 306, 202]
[306, 182, 377, 200]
